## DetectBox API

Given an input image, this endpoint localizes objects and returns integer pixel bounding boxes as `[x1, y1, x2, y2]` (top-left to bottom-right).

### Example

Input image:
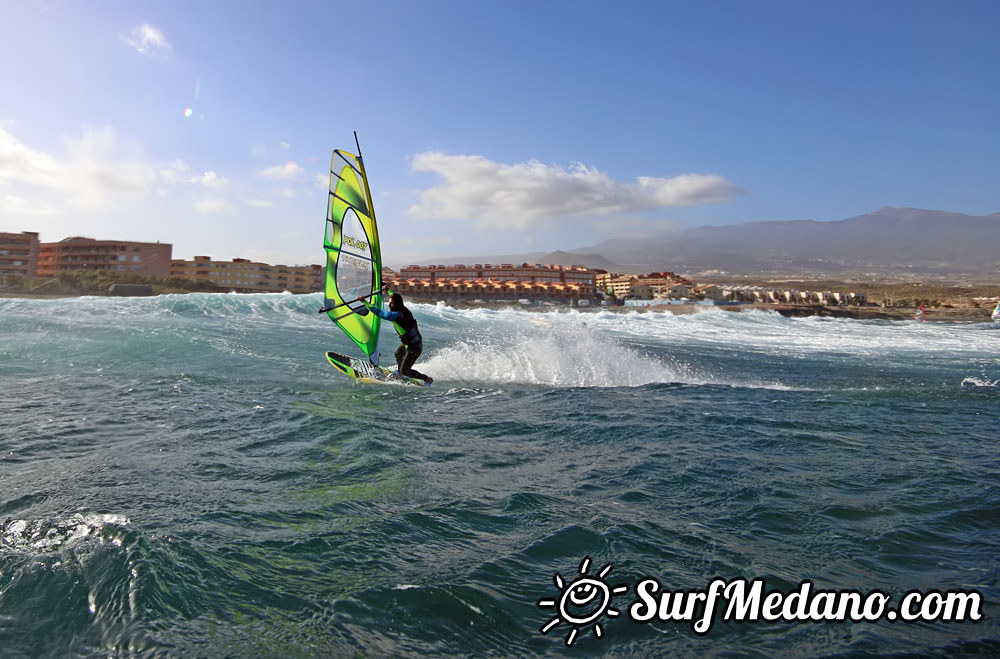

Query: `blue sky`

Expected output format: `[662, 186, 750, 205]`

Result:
[1, 0, 997, 268]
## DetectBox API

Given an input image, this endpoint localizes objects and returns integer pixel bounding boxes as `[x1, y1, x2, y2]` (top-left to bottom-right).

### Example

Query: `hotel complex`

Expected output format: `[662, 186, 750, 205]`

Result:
[600, 271, 692, 298]
[1, 229, 874, 308]
[0, 231, 40, 279]
[385, 263, 600, 304]
[1, 230, 323, 294]
[170, 256, 322, 294]
[37, 237, 173, 279]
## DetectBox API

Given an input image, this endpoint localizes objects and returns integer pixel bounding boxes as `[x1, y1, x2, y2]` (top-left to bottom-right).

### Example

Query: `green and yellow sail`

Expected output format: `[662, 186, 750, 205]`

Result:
[323, 145, 383, 363]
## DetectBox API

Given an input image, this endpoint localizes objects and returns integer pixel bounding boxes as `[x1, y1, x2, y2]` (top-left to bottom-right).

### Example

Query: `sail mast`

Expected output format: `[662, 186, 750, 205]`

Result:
[353, 132, 381, 364]
[354, 132, 378, 236]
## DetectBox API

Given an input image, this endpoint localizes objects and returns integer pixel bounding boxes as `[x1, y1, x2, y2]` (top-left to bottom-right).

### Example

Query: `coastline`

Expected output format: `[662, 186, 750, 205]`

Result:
[574, 303, 989, 322]
[0, 292, 78, 299]
[426, 300, 993, 322]
[666, 303, 992, 323]
[1, 290, 993, 322]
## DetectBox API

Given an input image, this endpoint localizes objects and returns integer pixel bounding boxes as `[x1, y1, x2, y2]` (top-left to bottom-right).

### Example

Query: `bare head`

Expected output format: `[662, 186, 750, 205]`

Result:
[389, 292, 403, 311]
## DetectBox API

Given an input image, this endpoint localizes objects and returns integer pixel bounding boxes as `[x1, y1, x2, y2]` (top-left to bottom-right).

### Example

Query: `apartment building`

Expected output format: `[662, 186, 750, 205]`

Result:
[606, 271, 692, 298]
[0, 231, 40, 279]
[398, 263, 598, 291]
[386, 276, 592, 304]
[37, 237, 172, 278]
[171, 256, 322, 293]
[595, 271, 615, 293]
[385, 262, 599, 303]
[630, 281, 692, 299]
[608, 275, 639, 298]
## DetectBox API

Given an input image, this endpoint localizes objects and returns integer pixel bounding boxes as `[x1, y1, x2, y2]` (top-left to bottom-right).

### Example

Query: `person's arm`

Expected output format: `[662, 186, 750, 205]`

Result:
[356, 296, 399, 321]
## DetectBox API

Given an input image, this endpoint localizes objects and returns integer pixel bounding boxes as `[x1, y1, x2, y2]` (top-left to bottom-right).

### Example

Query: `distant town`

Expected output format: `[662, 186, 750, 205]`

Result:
[2, 231, 997, 318]
[0, 232, 323, 295]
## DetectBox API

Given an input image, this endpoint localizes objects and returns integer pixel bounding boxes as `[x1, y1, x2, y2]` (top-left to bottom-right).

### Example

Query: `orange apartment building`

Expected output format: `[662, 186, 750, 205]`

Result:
[604, 271, 692, 298]
[0, 231, 40, 279]
[386, 263, 599, 303]
[170, 256, 323, 294]
[37, 237, 172, 278]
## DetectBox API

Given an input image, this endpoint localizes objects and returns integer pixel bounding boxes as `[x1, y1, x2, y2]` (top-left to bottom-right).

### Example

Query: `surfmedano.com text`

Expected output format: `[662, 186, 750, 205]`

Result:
[629, 578, 983, 634]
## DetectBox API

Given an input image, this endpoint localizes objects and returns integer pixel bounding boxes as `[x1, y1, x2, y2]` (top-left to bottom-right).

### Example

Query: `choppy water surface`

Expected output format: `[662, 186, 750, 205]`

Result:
[1, 293, 997, 656]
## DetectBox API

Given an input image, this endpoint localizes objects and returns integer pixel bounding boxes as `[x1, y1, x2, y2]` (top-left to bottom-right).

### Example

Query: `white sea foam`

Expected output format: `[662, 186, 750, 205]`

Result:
[961, 376, 999, 388]
[1, 513, 130, 555]
[414, 304, 1000, 361]
[397, 303, 1000, 389]
[424, 323, 676, 387]
[420, 311, 790, 389]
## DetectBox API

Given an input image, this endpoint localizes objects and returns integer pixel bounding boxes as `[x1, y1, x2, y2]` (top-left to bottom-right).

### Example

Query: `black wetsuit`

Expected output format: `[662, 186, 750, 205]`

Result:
[367, 303, 431, 382]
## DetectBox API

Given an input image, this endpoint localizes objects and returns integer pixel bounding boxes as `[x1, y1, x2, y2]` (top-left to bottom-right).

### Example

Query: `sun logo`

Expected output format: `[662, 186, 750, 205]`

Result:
[537, 556, 629, 646]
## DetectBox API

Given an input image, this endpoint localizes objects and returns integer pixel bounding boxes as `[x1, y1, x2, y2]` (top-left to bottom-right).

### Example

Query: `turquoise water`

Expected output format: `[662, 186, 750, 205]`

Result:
[1, 293, 997, 657]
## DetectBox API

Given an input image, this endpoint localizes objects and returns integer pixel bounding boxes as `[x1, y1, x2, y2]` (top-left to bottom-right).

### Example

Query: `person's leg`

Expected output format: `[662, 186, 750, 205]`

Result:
[398, 343, 431, 382]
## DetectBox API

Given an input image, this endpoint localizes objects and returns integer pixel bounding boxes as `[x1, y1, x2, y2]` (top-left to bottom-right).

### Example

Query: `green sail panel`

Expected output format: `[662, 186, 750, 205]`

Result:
[323, 148, 383, 363]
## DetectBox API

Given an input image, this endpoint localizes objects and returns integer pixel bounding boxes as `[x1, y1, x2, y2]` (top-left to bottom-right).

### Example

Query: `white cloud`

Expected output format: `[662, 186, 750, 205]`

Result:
[0, 126, 233, 216]
[159, 160, 228, 188]
[0, 193, 58, 216]
[258, 161, 304, 181]
[63, 127, 154, 207]
[0, 126, 66, 190]
[0, 125, 154, 212]
[197, 170, 226, 187]
[122, 24, 172, 57]
[408, 152, 744, 229]
[195, 199, 236, 214]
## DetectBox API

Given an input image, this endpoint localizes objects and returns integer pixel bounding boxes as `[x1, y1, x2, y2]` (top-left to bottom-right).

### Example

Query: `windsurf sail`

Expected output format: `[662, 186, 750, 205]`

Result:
[992, 301, 1000, 323]
[322, 137, 383, 364]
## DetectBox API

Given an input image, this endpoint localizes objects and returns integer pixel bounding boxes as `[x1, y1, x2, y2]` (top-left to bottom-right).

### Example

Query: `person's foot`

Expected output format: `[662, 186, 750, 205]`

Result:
[423, 375, 433, 384]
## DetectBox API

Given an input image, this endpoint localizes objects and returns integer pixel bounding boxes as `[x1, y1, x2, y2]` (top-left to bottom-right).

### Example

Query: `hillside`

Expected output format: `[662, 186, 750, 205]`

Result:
[420, 207, 1000, 278]
[573, 207, 1000, 276]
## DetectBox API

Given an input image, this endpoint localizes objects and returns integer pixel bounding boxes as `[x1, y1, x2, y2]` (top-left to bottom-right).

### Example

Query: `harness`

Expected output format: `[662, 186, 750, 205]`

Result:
[392, 306, 422, 346]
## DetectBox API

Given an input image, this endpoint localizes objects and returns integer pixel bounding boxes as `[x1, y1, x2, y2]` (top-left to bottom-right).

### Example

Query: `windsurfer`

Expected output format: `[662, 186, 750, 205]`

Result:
[356, 290, 433, 384]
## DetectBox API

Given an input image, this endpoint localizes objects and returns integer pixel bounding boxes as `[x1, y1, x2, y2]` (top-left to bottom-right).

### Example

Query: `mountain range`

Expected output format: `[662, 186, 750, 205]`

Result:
[426, 208, 1000, 278]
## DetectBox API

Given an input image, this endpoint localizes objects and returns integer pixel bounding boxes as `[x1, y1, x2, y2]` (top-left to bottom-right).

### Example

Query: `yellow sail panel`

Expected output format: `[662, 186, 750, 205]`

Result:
[323, 148, 382, 361]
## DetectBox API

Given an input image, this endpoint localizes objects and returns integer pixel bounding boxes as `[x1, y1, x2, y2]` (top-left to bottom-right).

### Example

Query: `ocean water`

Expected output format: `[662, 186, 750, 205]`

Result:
[1, 292, 997, 657]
